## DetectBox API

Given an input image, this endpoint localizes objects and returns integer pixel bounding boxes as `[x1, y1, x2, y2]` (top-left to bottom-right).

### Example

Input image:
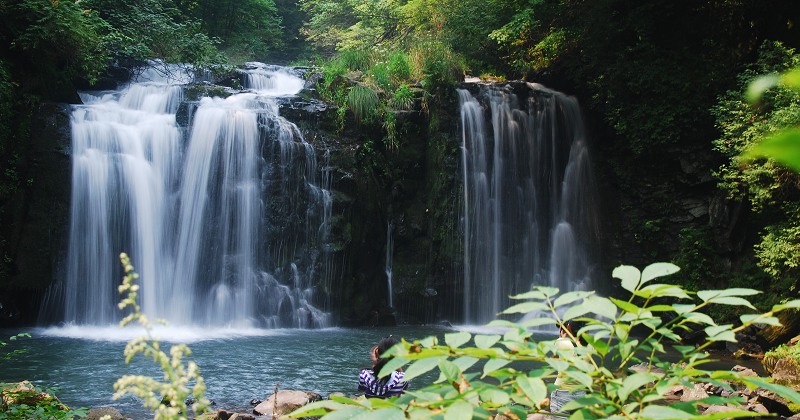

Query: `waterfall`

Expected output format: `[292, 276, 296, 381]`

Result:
[58, 62, 332, 328]
[459, 83, 597, 325]
[385, 223, 394, 308]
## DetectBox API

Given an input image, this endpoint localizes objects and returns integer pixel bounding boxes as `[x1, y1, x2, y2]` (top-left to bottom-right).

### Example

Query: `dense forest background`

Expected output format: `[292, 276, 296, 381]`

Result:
[1, 0, 800, 324]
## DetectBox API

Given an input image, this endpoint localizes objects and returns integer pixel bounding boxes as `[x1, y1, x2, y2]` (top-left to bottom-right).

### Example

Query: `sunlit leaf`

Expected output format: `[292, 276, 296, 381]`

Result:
[510, 289, 550, 300]
[611, 297, 640, 314]
[614, 265, 641, 292]
[562, 303, 590, 321]
[741, 376, 800, 404]
[439, 358, 461, 383]
[329, 395, 370, 407]
[483, 358, 511, 377]
[446, 356, 476, 374]
[746, 73, 780, 102]
[474, 334, 501, 349]
[583, 335, 610, 357]
[618, 372, 658, 401]
[742, 128, 800, 172]
[444, 400, 473, 420]
[519, 317, 557, 328]
[641, 262, 680, 283]
[705, 324, 736, 342]
[479, 388, 510, 405]
[585, 296, 617, 320]
[683, 312, 717, 326]
[639, 405, 693, 419]
[739, 314, 781, 327]
[502, 301, 548, 314]
[517, 376, 547, 405]
[379, 357, 409, 378]
[554, 291, 593, 308]
[404, 357, 440, 382]
[773, 299, 800, 311]
[445, 331, 471, 348]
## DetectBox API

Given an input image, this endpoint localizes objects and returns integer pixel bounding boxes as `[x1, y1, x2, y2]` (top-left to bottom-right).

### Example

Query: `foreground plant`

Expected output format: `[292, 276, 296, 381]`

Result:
[291, 262, 800, 419]
[113, 252, 210, 419]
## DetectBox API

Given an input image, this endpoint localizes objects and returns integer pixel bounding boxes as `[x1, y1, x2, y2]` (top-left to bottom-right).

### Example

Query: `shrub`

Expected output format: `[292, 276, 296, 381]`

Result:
[291, 262, 800, 419]
[112, 253, 210, 420]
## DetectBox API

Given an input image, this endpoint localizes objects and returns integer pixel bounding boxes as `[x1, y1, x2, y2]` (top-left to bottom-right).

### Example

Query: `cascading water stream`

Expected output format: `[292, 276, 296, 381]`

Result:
[459, 83, 598, 325]
[55, 62, 333, 329]
[385, 222, 394, 308]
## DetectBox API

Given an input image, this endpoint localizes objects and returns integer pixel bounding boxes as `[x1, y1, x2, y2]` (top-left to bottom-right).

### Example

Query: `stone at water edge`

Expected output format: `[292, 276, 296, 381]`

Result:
[86, 407, 128, 420]
[253, 390, 322, 417]
[772, 357, 800, 391]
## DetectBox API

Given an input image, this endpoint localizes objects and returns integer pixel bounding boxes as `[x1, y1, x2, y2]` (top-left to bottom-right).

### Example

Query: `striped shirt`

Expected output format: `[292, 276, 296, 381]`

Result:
[358, 369, 409, 398]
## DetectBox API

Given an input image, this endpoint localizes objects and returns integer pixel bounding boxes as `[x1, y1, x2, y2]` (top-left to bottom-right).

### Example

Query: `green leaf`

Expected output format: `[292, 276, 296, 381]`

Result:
[683, 312, 717, 326]
[611, 297, 640, 314]
[329, 395, 369, 407]
[289, 400, 350, 418]
[585, 296, 617, 320]
[378, 357, 408, 378]
[452, 356, 480, 373]
[510, 289, 550, 300]
[438, 358, 461, 383]
[618, 372, 658, 401]
[583, 335, 610, 357]
[483, 358, 511, 377]
[445, 331, 471, 348]
[444, 400, 473, 420]
[519, 317, 557, 328]
[739, 314, 781, 327]
[562, 304, 590, 321]
[639, 405, 693, 419]
[479, 388, 510, 405]
[614, 265, 641, 292]
[565, 370, 593, 388]
[502, 301, 548, 314]
[741, 376, 800, 404]
[742, 128, 800, 172]
[474, 334, 501, 349]
[554, 291, 593, 308]
[773, 299, 800, 311]
[641, 262, 680, 283]
[705, 324, 736, 342]
[403, 357, 440, 382]
[517, 376, 547, 405]
[782, 68, 800, 90]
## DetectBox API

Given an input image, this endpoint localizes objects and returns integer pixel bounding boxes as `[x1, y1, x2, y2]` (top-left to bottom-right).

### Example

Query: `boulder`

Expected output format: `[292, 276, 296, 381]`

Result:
[772, 357, 800, 392]
[1, 381, 67, 411]
[87, 407, 127, 420]
[253, 390, 322, 418]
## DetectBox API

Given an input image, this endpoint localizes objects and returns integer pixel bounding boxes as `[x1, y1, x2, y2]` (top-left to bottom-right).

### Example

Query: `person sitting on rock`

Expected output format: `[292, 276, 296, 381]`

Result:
[358, 335, 409, 398]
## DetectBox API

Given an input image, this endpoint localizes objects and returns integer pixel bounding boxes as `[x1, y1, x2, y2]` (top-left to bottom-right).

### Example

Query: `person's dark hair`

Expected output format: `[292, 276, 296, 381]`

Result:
[372, 335, 400, 379]
[561, 320, 587, 345]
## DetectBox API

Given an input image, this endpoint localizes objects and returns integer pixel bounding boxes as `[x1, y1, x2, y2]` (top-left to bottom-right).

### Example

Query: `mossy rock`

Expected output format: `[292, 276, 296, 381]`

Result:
[763, 339, 800, 374]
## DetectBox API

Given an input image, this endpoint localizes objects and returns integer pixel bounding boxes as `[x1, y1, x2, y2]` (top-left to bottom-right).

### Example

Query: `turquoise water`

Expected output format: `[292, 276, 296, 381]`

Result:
[0, 326, 450, 419]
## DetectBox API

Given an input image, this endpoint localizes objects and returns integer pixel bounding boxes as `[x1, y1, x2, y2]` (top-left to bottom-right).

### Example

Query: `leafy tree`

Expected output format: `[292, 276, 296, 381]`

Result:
[713, 41, 800, 296]
[189, 0, 284, 63]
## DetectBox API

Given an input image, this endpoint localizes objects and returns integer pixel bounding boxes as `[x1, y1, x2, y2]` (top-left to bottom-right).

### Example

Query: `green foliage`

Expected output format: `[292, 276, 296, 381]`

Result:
[113, 253, 210, 420]
[390, 85, 414, 111]
[290, 262, 800, 419]
[0, 383, 87, 420]
[188, 0, 283, 63]
[347, 85, 380, 125]
[0, 333, 30, 362]
[410, 41, 465, 95]
[713, 41, 800, 295]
